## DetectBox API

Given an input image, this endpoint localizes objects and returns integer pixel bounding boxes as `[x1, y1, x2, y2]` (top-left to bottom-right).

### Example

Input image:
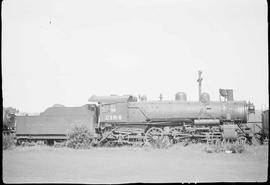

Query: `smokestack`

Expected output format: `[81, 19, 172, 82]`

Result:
[197, 70, 203, 101]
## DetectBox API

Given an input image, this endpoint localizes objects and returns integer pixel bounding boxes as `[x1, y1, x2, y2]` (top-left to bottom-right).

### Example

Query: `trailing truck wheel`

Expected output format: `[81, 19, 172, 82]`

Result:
[144, 127, 165, 147]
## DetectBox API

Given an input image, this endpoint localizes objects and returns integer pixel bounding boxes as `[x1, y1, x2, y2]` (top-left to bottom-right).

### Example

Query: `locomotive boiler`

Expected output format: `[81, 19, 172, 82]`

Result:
[88, 90, 255, 146]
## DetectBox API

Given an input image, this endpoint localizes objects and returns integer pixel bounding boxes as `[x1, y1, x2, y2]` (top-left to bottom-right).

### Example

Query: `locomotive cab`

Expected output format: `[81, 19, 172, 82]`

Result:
[88, 95, 137, 130]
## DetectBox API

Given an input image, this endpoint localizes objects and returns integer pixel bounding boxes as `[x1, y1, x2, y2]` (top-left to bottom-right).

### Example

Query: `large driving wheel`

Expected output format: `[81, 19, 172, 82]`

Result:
[169, 126, 190, 144]
[144, 127, 164, 147]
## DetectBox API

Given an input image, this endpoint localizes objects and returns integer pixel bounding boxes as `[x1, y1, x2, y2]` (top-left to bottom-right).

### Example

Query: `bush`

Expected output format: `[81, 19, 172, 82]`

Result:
[3, 134, 16, 150]
[22, 141, 36, 147]
[150, 136, 171, 149]
[54, 141, 66, 148]
[36, 140, 45, 146]
[66, 124, 94, 149]
[204, 139, 246, 154]
[233, 142, 246, 153]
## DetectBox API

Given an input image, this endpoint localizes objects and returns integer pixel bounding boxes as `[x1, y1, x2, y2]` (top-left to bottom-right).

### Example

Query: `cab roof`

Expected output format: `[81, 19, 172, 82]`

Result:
[88, 95, 137, 103]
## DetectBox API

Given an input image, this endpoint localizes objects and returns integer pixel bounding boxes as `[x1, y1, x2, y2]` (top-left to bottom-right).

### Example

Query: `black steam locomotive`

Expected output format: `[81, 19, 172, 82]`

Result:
[6, 71, 266, 147]
[5, 92, 255, 145]
[4, 90, 260, 146]
[88, 89, 255, 146]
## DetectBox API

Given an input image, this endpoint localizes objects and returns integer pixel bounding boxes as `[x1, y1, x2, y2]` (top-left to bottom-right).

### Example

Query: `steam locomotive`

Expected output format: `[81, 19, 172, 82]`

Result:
[5, 71, 263, 146]
[11, 90, 257, 146]
[88, 89, 256, 146]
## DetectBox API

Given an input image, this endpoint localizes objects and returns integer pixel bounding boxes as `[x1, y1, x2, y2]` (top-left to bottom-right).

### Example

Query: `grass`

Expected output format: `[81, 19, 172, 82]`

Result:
[2, 134, 16, 150]
[3, 143, 268, 183]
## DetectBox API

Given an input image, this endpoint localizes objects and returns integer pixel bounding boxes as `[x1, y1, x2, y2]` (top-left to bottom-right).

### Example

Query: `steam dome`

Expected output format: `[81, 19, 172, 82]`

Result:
[175, 92, 187, 101]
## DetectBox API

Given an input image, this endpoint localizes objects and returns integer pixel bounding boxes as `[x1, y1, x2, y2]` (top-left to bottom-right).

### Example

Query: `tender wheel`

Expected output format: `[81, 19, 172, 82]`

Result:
[144, 127, 164, 147]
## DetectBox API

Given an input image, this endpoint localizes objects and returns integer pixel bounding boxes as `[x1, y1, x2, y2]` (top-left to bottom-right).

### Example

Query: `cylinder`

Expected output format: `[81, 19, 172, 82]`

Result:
[200, 92, 210, 104]
[194, 119, 220, 125]
[175, 92, 187, 101]
[222, 125, 238, 139]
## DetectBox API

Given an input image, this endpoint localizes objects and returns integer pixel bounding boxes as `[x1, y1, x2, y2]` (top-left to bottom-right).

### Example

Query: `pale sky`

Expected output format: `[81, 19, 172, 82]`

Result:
[2, 0, 268, 113]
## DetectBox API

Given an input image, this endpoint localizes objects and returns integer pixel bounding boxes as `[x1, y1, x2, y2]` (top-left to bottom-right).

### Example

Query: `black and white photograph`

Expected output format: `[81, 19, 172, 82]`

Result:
[2, 0, 268, 183]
